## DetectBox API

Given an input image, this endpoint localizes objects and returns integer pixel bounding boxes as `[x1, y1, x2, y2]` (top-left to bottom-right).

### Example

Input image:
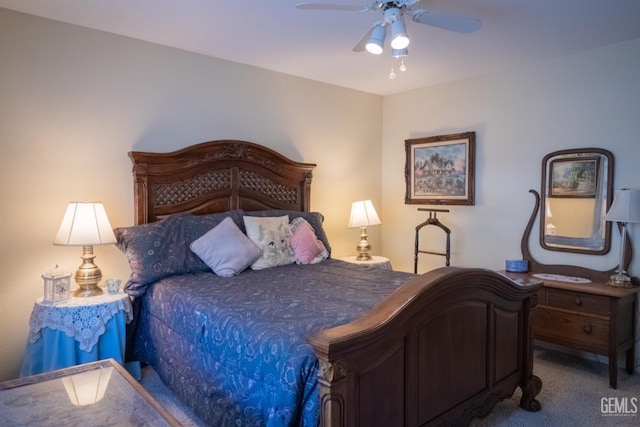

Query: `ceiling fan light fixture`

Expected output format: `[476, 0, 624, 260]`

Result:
[390, 19, 409, 49]
[365, 24, 386, 55]
[297, 0, 483, 75]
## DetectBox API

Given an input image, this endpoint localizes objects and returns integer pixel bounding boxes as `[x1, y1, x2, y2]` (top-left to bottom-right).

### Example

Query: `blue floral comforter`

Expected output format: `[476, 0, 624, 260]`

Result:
[131, 259, 413, 426]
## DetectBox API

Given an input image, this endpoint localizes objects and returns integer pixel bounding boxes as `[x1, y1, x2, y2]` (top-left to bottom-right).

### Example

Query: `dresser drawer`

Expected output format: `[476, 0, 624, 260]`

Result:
[534, 307, 609, 354]
[544, 288, 609, 316]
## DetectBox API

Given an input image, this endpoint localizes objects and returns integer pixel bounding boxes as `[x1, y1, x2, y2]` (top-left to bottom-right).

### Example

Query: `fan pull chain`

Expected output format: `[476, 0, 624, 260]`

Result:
[389, 58, 407, 79]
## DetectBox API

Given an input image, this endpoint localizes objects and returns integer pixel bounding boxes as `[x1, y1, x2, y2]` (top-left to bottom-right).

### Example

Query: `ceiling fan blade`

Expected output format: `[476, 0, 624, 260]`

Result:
[352, 21, 383, 52]
[296, 2, 370, 12]
[411, 9, 482, 33]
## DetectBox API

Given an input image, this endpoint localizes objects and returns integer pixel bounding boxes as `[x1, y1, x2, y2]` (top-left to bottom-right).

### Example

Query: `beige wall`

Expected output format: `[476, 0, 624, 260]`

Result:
[0, 9, 382, 380]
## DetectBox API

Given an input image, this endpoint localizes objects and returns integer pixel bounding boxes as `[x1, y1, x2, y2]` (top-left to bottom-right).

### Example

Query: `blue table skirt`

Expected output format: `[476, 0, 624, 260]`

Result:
[20, 312, 127, 377]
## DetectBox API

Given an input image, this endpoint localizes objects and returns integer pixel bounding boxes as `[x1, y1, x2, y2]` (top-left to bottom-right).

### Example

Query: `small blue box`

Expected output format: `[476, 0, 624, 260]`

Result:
[505, 259, 528, 273]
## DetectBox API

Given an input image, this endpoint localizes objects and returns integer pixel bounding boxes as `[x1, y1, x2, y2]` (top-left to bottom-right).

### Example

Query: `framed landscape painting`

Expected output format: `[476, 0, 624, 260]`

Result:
[405, 132, 475, 205]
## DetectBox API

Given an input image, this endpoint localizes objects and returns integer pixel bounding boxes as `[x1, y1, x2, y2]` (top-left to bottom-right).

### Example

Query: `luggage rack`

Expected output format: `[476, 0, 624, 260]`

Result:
[414, 208, 451, 274]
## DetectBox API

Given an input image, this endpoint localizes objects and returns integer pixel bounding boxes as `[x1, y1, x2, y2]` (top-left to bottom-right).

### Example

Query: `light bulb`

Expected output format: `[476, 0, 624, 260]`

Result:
[399, 60, 407, 72]
[366, 25, 386, 55]
[390, 18, 409, 50]
[389, 68, 396, 80]
[391, 34, 409, 50]
[366, 42, 383, 55]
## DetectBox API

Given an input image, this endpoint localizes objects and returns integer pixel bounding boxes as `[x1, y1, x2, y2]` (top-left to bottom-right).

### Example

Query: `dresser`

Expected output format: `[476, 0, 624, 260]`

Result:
[506, 272, 639, 388]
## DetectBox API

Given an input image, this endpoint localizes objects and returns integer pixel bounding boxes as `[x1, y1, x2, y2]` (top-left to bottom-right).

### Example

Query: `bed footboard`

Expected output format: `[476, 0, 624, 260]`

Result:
[307, 267, 542, 427]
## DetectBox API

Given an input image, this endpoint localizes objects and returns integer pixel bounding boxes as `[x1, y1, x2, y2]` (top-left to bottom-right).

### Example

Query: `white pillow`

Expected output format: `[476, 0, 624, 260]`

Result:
[190, 217, 262, 277]
[243, 215, 294, 270]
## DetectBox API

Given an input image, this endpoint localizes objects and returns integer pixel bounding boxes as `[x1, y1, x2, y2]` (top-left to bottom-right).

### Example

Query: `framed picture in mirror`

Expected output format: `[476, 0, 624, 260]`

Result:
[549, 157, 599, 198]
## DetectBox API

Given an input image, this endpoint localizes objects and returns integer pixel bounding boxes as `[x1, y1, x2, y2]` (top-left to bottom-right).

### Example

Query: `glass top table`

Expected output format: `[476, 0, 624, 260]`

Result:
[0, 358, 180, 426]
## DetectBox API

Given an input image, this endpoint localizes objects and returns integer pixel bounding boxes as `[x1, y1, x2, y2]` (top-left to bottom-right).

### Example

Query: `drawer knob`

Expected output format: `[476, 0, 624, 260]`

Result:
[583, 324, 593, 334]
[574, 298, 582, 306]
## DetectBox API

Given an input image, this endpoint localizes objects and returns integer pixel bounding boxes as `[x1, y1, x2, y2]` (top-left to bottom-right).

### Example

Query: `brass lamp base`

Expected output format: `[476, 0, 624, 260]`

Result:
[355, 226, 373, 261]
[73, 245, 103, 297]
[73, 283, 103, 297]
[607, 271, 634, 289]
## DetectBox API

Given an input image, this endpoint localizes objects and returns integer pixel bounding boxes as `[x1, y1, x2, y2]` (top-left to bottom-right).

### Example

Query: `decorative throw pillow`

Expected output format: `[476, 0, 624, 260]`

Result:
[289, 217, 329, 264]
[190, 217, 262, 277]
[243, 215, 294, 270]
[243, 210, 332, 257]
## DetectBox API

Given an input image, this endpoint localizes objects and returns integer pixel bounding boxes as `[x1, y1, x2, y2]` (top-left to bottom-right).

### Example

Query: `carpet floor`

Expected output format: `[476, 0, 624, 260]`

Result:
[140, 347, 640, 426]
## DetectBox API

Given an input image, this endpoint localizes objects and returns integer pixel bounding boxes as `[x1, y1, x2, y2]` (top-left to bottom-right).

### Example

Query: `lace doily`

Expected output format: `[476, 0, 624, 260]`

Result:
[532, 273, 592, 284]
[28, 293, 133, 352]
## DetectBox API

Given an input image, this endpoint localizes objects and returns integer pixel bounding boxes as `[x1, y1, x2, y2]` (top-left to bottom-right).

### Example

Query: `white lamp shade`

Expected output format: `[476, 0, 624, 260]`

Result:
[604, 189, 640, 223]
[348, 200, 382, 228]
[54, 202, 117, 246]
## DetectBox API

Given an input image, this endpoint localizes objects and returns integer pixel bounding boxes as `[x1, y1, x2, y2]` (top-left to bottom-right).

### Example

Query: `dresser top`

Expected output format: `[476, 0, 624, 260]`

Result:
[502, 271, 640, 298]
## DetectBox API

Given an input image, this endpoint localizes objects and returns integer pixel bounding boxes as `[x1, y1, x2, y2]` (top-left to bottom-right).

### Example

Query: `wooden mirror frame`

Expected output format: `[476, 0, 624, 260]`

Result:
[540, 148, 613, 255]
[521, 189, 631, 281]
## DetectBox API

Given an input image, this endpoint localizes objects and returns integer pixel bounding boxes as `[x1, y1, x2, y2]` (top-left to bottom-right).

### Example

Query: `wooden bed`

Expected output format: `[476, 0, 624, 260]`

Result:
[128, 139, 542, 426]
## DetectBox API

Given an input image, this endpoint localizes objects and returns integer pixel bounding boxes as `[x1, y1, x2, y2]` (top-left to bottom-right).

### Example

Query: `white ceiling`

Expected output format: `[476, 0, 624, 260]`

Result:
[2, 0, 640, 96]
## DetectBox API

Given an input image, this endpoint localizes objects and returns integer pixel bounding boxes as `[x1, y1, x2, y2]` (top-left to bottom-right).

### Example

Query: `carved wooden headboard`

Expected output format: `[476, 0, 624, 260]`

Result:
[129, 140, 316, 225]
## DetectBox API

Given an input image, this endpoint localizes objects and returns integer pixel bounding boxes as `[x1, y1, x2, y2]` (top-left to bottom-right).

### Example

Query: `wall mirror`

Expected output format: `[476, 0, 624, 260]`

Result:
[540, 148, 614, 255]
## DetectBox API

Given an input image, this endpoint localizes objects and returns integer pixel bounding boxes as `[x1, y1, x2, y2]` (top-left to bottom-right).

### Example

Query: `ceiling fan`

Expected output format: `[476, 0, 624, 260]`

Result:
[296, 1, 481, 59]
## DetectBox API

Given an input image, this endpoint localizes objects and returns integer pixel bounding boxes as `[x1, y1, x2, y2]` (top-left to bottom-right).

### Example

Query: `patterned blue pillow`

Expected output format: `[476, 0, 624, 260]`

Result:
[114, 211, 244, 296]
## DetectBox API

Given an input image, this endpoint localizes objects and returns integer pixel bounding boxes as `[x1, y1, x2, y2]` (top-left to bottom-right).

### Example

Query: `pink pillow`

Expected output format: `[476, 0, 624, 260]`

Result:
[289, 217, 328, 264]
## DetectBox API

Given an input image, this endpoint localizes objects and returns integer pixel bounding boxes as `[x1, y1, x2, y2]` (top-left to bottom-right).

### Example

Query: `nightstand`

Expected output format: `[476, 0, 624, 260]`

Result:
[20, 292, 133, 377]
[339, 255, 393, 270]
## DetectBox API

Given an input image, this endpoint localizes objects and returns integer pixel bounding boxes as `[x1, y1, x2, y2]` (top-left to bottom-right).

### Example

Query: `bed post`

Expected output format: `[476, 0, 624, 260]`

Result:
[317, 360, 347, 427]
[519, 293, 542, 412]
[303, 171, 313, 212]
[131, 162, 149, 225]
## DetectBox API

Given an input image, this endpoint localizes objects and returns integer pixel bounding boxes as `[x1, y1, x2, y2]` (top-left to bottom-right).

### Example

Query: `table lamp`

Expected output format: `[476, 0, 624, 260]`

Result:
[54, 202, 117, 297]
[348, 200, 381, 260]
[604, 189, 640, 288]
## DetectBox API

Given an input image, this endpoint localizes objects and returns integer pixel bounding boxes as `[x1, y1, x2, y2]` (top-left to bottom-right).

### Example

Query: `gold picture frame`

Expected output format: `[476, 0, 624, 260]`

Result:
[405, 132, 475, 206]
